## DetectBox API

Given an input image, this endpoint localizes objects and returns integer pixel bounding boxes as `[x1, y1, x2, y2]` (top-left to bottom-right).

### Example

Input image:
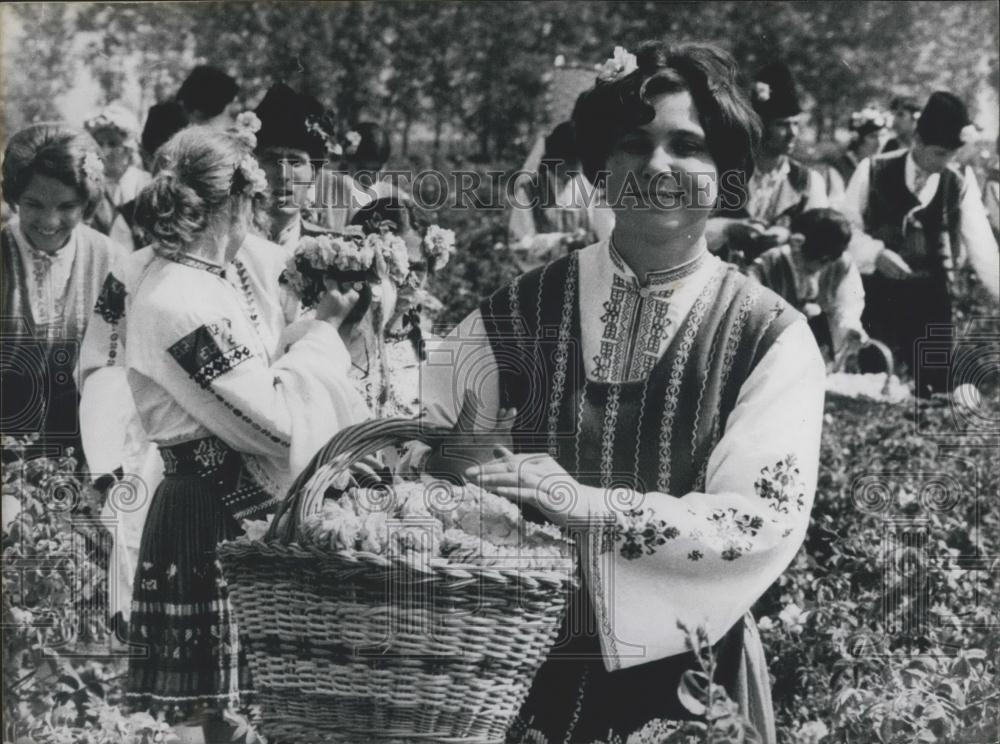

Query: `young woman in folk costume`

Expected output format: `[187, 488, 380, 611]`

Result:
[1, 123, 127, 450]
[84, 103, 152, 236]
[121, 126, 368, 741]
[416, 42, 825, 743]
[76, 113, 306, 639]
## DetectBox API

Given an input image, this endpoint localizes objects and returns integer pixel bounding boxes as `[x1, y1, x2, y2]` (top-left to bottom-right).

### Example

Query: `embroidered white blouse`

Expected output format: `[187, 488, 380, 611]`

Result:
[419, 238, 826, 670]
[123, 243, 366, 488]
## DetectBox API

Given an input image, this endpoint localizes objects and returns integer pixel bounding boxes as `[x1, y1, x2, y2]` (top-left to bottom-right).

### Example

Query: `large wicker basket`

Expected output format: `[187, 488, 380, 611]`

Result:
[218, 418, 576, 743]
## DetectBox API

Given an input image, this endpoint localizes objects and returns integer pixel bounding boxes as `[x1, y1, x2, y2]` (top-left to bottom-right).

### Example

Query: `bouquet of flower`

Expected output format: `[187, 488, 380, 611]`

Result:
[280, 225, 410, 309]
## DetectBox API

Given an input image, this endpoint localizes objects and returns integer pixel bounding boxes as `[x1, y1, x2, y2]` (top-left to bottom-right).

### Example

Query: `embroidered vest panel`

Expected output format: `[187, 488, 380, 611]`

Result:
[479, 255, 799, 498]
[863, 152, 962, 279]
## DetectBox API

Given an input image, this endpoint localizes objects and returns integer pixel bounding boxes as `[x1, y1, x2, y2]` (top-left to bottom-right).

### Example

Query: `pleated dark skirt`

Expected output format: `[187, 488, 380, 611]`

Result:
[125, 472, 253, 723]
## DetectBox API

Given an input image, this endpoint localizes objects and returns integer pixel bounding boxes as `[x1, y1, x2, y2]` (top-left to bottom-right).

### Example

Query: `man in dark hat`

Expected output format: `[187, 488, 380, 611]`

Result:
[708, 61, 828, 263]
[177, 65, 240, 130]
[842, 91, 998, 398]
[883, 96, 922, 153]
[254, 82, 342, 250]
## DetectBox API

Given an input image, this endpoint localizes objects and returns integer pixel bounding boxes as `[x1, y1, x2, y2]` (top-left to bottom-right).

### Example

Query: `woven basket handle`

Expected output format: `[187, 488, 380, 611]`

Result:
[265, 417, 450, 545]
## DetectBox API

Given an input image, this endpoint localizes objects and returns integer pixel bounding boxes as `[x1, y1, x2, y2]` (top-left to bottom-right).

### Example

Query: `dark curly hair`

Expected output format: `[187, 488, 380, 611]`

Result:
[2, 123, 105, 218]
[572, 41, 760, 198]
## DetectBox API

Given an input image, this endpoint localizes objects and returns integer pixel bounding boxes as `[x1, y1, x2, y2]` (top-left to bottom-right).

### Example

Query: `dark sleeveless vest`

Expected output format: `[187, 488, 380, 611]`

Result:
[863, 150, 962, 283]
[480, 253, 799, 741]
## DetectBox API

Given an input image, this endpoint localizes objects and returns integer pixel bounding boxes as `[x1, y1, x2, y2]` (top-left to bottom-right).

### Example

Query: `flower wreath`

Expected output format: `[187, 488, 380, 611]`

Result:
[279, 225, 411, 310]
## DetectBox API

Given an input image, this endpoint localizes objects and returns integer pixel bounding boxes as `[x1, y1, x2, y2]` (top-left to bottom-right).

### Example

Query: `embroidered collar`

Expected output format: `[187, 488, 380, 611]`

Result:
[11, 219, 78, 266]
[607, 236, 710, 288]
[163, 250, 227, 276]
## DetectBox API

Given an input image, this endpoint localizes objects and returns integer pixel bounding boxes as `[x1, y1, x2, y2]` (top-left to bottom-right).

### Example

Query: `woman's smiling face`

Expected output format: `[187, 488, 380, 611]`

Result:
[17, 173, 86, 253]
[604, 90, 718, 238]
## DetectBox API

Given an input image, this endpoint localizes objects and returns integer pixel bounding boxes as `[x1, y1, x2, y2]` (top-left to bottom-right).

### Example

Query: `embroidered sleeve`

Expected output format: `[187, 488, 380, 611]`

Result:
[167, 319, 255, 387]
[587, 320, 824, 671]
[77, 271, 132, 477]
[95, 272, 127, 324]
[140, 297, 362, 468]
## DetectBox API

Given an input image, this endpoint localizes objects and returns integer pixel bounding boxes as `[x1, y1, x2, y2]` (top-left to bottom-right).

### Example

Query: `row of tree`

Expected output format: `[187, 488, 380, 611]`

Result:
[3, 1, 998, 164]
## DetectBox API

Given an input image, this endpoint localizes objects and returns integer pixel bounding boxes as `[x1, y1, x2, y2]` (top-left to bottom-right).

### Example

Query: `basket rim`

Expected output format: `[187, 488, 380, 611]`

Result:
[218, 538, 578, 590]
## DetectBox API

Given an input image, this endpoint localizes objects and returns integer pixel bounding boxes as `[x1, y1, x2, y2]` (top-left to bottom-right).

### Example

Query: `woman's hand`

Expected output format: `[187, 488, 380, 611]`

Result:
[466, 447, 607, 528]
[314, 278, 362, 328]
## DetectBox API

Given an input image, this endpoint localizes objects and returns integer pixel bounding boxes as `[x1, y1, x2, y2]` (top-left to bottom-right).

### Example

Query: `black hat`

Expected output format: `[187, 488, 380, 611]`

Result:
[254, 83, 337, 161]
[177, 65, 239, 118]
[916, 91, 972, 150]
[751, 61, 802, 121]
[141, 100, 189, 158]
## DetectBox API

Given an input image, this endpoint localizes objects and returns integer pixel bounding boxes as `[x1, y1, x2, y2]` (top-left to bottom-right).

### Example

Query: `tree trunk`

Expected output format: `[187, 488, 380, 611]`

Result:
[401, 113, 412, 158]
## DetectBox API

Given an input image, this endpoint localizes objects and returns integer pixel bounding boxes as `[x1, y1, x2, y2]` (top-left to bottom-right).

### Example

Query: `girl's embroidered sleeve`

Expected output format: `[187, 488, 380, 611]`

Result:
[587, 319, 825, 671]
[150, 304, 354, 460]
[77, 269, 131, 478]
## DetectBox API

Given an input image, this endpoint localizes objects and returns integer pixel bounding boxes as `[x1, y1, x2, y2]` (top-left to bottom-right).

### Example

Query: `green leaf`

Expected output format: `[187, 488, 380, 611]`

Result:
[677, 670, 710, 717]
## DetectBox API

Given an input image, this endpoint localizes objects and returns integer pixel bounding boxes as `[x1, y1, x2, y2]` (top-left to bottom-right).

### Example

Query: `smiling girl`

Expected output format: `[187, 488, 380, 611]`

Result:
[418, 42, 825, 743]
[1, 123, 126, 445]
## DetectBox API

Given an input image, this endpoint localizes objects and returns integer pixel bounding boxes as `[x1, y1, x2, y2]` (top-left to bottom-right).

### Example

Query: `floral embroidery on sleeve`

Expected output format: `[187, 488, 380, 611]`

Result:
[755, 454, 806, 515]
[608, 507, 680, 560]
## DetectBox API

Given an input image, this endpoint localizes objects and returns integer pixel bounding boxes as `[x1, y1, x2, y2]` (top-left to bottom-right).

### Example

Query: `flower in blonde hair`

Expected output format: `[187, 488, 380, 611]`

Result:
[233, 154, 268, 197]
[81, 151, 105, 183]
[232, 111, 262, 148]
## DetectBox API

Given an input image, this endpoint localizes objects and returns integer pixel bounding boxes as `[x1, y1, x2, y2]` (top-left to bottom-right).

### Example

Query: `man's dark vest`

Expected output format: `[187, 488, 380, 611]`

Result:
[862, 150, 962, 282]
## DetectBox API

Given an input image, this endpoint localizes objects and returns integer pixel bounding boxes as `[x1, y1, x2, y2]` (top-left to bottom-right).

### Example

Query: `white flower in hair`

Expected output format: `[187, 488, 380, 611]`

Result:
[81, 151, 105, 182]
[344, 130, 363, 156]
[232, 111, 262, 148]
[235, 154, 267, 196]
[960, 124, 978, 144]
[236, 111, 262, 134]
[754, 82, 771, 102]
[597, 46, 638, 82]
